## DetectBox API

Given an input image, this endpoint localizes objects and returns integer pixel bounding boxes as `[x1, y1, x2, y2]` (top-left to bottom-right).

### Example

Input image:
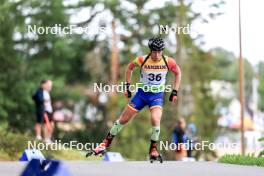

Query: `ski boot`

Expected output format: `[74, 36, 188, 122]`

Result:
[149, 141, 163, 163]
[86, 133, 114, 157]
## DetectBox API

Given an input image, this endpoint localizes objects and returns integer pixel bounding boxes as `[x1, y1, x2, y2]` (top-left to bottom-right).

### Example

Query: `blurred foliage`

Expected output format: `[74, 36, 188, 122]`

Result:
[211, 47, 254, 102]
[258, 137, 264, 157]
[187, 48, 218, 140]
[0, 0, 261, 160]
[258, 62, 264, 111]
[0, 126, 98, 160]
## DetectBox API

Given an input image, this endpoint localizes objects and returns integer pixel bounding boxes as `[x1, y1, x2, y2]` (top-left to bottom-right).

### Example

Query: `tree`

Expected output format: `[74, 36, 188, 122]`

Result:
[211, 47, 254, 102]
[258, 62, 264, 111]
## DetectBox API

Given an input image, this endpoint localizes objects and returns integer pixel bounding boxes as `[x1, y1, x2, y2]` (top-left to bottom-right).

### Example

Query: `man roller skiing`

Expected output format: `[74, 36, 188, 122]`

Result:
[86, 37, 182, 162]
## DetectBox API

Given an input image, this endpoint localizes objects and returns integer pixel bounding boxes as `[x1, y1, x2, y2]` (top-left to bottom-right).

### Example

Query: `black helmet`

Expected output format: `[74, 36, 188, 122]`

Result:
[148, 37, 165, 51]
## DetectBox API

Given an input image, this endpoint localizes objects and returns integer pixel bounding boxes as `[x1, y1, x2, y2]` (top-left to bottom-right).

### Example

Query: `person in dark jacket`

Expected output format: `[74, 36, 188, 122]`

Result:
[172, 117, 188, 160]
[32, 80, 53, 142]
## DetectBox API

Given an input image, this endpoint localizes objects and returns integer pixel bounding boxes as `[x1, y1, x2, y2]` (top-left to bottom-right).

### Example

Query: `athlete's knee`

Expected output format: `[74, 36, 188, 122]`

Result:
[150, 108, 162, 125]
[118, 113, 132, 124]
[109, 106, 136, 135]
[152, 118, 161, 126]
[119, 106, 136, 124]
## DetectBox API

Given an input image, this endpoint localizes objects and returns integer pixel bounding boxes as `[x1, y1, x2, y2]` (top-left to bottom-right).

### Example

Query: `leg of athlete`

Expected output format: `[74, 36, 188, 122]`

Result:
[118, 106, 138, 124]
[150, 107, 162, 126]
[89, 106, 138, 156]
[149, 107, 163, 162]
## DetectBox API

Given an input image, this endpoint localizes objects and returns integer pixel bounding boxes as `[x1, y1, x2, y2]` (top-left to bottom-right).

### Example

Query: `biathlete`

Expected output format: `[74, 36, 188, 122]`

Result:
[86, 37, 182, 162]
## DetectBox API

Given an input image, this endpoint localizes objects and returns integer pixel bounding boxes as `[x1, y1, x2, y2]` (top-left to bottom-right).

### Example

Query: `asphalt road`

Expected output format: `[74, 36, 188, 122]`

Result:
[0, 161, 263, 176]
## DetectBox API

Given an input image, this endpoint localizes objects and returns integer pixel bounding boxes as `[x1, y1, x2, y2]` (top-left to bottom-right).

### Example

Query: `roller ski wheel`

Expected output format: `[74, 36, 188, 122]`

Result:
[86, 148, 107, 157]
[86, 139, 109, 157]
[150, 154, 163, 163]
[149, 141, 163, 163]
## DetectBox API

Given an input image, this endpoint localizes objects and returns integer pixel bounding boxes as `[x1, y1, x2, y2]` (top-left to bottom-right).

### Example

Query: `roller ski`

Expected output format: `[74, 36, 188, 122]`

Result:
[149, 141, 163, 163]
[86, 133, 114, 157]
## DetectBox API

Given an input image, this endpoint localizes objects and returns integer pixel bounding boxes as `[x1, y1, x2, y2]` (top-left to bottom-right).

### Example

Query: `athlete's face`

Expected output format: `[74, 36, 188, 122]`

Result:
[151, 50, 163, 61]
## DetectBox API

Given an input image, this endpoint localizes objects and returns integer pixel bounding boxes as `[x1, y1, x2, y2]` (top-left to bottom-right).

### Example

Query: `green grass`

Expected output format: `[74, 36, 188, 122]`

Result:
[0, 129, 101, 161]
[219, 154, 264, 167]
[42, 149, 101, 161]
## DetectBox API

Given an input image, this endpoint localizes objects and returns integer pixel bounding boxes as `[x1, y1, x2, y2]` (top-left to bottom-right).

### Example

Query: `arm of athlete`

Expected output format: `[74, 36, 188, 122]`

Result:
[125, 62, 135, 84]
[168, 58, 182, 103]
[172, 64, 181, 91]
[124, 62, 136, 98]
[124, 56, 144, 98]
